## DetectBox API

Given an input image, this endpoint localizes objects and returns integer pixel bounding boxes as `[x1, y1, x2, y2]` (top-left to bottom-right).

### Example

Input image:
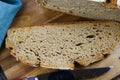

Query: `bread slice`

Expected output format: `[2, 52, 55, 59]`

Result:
[6, 21, 120, 69]
[36, 0, 120, 22]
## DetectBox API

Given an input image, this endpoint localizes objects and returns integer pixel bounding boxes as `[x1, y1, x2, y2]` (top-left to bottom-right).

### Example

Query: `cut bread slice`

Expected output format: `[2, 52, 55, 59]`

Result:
[36, 0, 120, 22]
[6, 21, 120, 69]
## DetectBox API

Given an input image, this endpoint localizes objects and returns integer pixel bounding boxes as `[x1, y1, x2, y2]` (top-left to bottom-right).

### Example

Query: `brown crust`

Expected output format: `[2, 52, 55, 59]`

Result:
[102, 0, 118, 8]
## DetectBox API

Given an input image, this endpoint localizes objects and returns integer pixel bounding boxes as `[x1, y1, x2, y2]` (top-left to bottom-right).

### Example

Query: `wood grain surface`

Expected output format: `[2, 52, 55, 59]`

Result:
[0, 0, 120, 80]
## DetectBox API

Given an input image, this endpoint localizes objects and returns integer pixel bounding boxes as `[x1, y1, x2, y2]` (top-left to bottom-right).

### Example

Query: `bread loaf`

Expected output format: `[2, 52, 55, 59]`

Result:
[6, 21, 120, 69]
[36, 0, 120, 22]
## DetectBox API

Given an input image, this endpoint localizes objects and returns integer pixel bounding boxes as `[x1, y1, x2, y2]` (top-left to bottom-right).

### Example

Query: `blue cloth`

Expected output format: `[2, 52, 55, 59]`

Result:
[0, 0, 22, 47]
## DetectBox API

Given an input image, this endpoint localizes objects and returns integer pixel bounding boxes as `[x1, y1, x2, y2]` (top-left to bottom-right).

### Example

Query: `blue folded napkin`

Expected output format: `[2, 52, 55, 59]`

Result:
[0, 0, 22, 47]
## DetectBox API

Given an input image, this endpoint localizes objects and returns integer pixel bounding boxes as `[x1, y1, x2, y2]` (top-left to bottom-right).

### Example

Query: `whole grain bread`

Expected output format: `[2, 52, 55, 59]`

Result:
[36, 0, 120, 22]
[6, 21, 120, 69]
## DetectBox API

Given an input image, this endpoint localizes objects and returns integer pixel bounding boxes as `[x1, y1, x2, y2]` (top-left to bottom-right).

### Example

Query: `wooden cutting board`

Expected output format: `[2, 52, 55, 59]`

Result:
[0, 0, 120, 80]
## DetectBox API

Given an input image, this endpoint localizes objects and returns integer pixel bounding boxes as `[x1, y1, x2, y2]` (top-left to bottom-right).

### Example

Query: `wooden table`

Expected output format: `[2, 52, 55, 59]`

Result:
[0, 0, 120, 80]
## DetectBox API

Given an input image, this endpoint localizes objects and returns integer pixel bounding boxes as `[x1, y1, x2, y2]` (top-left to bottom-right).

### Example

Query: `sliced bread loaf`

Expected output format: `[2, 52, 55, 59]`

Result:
[36, 0, 120, 22]
[6, 21, 120, 69]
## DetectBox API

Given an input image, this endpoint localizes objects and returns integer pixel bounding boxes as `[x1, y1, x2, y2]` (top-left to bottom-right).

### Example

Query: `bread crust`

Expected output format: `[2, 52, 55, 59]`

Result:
[102, 0, 118, 8]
